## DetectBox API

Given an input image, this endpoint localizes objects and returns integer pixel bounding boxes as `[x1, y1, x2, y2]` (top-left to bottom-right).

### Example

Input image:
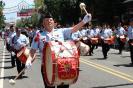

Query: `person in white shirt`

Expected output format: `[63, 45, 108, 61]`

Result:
[25, 12, 92, 88]
[127, 18, 133, 65]
[100, 24, 113, 59]
[116, 23, 126, 54]
[8, 25, 16, 67]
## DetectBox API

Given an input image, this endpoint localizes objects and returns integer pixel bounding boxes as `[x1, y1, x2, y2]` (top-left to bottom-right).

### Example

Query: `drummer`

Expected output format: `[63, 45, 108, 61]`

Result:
[100, 24, 113, 59]
[8, 25, 16, 68]
[10, 28, 29, 78]
[89, 25, 100, 56]
[127, 18, 133, 65]
[115, 23, 126, 54]
[25, 12, 92, 88]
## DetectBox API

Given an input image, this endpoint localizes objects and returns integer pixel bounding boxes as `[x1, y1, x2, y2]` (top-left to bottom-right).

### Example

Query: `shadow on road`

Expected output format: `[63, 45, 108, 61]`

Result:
[92, 83, 133, 88]
[90, 57, 106, 60]
[0, 75, 28, 80]
[109, 52, 120, 55]
[0, 60, 11, 63]
[120, 56, 130, 58]
[114, 63, 133, 67]
[0, 66, 14, 69]
[4, 57, 11, 59]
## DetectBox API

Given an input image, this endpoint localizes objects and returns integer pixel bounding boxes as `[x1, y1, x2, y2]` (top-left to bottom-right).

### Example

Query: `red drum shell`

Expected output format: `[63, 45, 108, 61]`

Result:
[17, 47, 29, 64]
[91, 38, 98, 44]
[119, 36, 126, 42]
[104, 37, 115, 45]
[120, 38, 126, 42]
[43, 41, 79, 86]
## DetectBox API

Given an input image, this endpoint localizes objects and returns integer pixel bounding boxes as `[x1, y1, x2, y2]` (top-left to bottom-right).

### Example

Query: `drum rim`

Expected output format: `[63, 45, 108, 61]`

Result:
[43, 42, 56, 86]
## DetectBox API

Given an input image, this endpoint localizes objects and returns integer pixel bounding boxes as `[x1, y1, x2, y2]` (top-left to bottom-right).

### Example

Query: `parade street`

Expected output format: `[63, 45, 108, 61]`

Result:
[1, 39, 133, 88]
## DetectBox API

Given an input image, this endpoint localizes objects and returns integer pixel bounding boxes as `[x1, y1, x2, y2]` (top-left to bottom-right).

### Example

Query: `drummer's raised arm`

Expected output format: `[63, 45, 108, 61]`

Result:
[72, 14, 92, 33]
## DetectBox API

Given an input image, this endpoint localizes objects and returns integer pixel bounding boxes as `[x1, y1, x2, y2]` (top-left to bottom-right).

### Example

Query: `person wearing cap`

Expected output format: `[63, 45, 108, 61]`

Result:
[116, 22, 126, 54]
[100, 24, 113, 59]
[25, 12, 92, 88]
[89, 25, 100, 56]
[11, 28, 29, 78]
[8, 25, 16, 67]
[127, 18, 133, 65]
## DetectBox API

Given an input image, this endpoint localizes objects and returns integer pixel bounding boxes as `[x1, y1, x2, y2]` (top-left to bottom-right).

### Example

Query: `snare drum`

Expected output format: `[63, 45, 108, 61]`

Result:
[120, 36, 126, 42]
[90, 38, 98, 44]
[17, 47, 30, 64]
[42, 41, 79, 86]
[104, 36, 115, 45]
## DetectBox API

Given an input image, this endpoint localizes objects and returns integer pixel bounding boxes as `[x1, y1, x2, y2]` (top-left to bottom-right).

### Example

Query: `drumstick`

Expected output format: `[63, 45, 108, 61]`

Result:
[9, 54, 36, 85]
[9, 67, 26, 85]
[79, 3, 88, 14]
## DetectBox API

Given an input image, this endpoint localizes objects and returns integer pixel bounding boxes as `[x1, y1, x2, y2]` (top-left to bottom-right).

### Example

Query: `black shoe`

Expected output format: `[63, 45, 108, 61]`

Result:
[118, 51, 122, 54]
[118, 52, 122, 54]
[129, 63, 133, 66]
[11, 65, 15, 68]
[104, 56, 107, 59]
[89, 54, 92, 56]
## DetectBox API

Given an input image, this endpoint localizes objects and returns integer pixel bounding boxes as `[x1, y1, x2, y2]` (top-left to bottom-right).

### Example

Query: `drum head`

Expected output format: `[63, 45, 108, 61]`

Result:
[43, 43, 55, 86]
[17, 48, 28, 64]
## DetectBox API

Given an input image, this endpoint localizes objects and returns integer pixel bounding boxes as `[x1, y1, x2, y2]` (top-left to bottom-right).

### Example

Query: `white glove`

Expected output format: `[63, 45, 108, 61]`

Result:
[82, 14, 92, 24]
[126, 37, 129, 41]
[116, 35, 119, 38]
[26, 57, 32, 69]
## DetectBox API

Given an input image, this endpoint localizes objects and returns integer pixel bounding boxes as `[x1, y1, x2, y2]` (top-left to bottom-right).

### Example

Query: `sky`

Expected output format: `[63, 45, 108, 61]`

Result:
[2, 0, 34, 23]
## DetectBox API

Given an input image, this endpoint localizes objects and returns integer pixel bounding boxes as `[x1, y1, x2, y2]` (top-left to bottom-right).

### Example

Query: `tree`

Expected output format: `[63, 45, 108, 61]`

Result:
[44, 0, 80, 25]
[44, 0, 126, 25]
[30, 0, 45, 28]
[0, 1, 5, 30]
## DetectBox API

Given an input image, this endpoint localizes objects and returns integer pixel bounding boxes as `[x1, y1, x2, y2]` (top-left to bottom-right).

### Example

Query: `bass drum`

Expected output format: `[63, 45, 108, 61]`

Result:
[75, 41, 90, 56]
[42, 41, 80, 87]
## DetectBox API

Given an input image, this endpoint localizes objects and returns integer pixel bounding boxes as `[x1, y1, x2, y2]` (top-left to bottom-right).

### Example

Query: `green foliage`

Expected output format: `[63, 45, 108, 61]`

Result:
[44, 0, 81, 25]
[0, 1, 5, 30]
[16, 18, 33, 28]
[31, 13, 39, 27]
[16, 0, 127, 28]
[44, 0, 126, 25]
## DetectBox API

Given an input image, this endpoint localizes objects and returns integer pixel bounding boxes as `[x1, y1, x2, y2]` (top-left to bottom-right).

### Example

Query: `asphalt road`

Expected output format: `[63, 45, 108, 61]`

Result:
[1, 39, 133, 88]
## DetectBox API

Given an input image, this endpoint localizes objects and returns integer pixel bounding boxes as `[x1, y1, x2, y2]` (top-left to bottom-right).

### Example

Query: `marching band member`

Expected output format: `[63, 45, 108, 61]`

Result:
[127, 18, 133, 65]
[11, 28, 29, 78]
[79, 26, 89, 44]
[79, 26, 90, 55]
[71, 30, 81, 42]
[94, 25, 100, 49]
[116, 23, 126, 54]
[25, 12, 92, 88]
[89, 26, 100, 56]
[72, 29, 90, 56]
[27, 26, 34, 46]
[100, 24, 113, 59]
[8, 25, 16, 67]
